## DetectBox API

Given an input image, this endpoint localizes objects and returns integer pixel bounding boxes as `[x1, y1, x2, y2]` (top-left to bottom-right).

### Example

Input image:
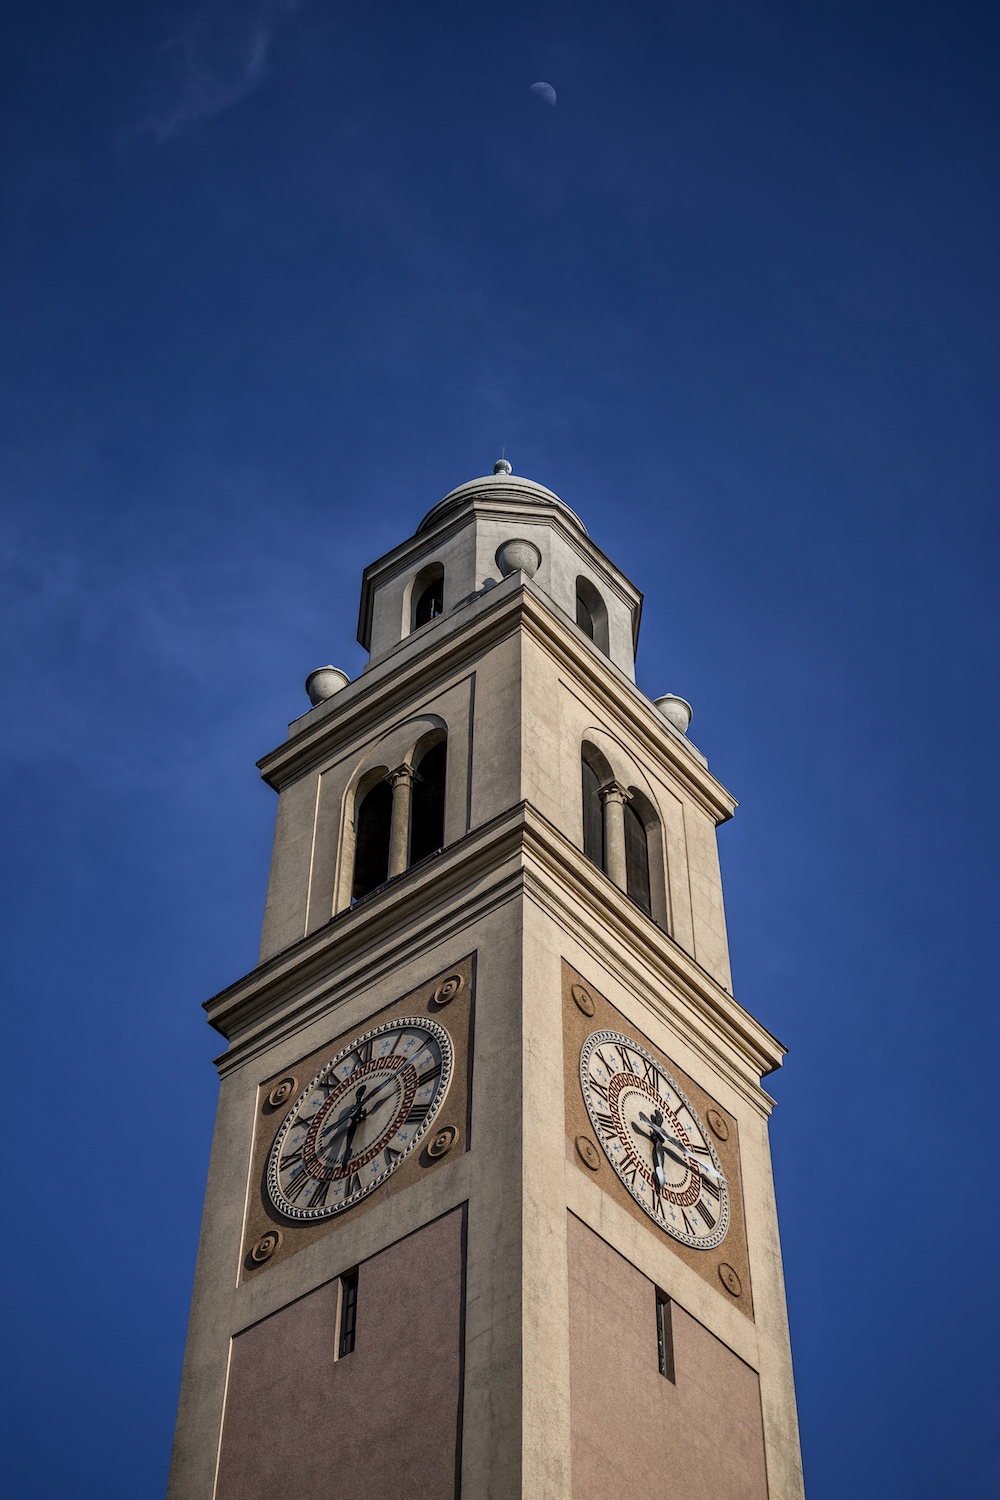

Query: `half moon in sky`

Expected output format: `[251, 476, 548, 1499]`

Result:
[529, 82, 557, 106]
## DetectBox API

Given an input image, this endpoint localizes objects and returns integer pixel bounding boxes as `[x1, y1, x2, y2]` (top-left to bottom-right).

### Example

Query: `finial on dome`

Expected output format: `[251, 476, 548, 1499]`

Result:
[494, 458, 513, 475]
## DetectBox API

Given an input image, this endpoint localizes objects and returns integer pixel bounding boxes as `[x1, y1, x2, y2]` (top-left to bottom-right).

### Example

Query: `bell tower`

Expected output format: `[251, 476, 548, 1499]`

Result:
[167, 463, 805, 1500]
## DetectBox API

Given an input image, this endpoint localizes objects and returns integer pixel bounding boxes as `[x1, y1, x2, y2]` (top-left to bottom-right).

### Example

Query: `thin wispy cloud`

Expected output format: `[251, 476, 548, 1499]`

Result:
[142, 0, 301, 142]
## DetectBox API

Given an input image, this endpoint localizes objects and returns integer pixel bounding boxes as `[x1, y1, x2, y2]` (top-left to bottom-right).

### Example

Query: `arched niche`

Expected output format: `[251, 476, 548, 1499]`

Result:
[579, 731, 670, 933]
[581, 740, 614, 869]
[409, 728, 447, 866]
[575, 575, 610, 656]
[626, 786, 669, 930]
[402, 560, 445, 638]
[349, 765, 392, 901]
[335, 714, 448, 912]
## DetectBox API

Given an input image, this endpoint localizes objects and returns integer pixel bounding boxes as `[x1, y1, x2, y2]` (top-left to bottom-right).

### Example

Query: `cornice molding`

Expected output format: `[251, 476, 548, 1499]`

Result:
[205, 802, 783, 1108]
[356, 496, 642, 653]
[260, 577, 734, 826]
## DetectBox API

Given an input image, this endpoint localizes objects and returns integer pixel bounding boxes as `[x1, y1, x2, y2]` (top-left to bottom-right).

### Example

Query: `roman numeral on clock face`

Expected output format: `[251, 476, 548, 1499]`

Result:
[641, 1057, 663, 1089]
[285, 1169, 314, 1202]
[593, 1111, 616, 1134]
[701, 1174, 721, 1201]
[416, 1061, 441, 1087]
[310, 1178, 331, 1209]
[346, 1170, 363, 1198]
[383, 1145, 402, 1170]
[406, 1102, 431, 1125]
[620, 1050, 638, 1075]
[697, 1197, 717, 1230]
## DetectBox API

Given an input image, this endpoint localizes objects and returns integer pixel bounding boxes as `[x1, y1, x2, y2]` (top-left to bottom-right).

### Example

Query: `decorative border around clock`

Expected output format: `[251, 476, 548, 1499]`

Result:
[579, 1029, 731, 1250]
[266, 1015, 454, 1222]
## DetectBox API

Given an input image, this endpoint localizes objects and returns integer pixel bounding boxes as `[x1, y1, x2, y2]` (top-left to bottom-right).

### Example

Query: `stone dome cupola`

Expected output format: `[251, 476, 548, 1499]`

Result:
[357, 464, 643, 680]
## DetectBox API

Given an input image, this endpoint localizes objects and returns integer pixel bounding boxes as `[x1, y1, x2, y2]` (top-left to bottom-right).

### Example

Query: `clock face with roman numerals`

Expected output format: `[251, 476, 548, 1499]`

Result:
[267, 1016, 453, 1221]
[580, 1030, 730, 1250]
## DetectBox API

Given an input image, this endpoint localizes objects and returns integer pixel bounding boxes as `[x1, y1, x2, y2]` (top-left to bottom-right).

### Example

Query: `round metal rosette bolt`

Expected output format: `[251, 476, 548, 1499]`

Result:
[653, 694, 693, 736]
[305, 666, 351, 706]
[427, 1125, 458, 1159]
[433, 974, 464, 1007]
[495, 538, 542, 579]
[251, 1230, 282, 1264]
[718, 1263, 742, 1297]
[267, 1077, 297, 1110]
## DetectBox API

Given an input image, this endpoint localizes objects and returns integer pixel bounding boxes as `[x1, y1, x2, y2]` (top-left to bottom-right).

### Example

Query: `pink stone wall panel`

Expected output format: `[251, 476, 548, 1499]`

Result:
[568, 1214, 768, 1500]
[216, 1207, 464, 1500]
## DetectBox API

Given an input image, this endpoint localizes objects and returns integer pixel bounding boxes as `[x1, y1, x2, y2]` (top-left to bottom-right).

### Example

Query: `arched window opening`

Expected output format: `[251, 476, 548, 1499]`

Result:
[413, 565, 444, 630]
[352, 778, 392, 900]
[410, 738, 447, 865]
[582, 756, 604, 870]
[624, 800, 651, 915]
[575, 577, 609, 655]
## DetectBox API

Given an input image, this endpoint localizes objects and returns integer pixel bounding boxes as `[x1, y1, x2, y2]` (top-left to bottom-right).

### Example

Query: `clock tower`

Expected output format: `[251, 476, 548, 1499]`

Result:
[167, 463, 805, 1500]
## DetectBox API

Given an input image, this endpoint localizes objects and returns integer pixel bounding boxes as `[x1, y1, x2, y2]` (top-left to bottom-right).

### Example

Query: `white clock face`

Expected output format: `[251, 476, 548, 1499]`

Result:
[580, 1030, 730, 1250]
[267, 1016, 453, 1221]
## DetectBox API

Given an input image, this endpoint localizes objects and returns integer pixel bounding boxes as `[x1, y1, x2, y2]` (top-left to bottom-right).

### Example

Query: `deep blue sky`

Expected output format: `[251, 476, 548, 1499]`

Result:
[2, 2, 998, 1495]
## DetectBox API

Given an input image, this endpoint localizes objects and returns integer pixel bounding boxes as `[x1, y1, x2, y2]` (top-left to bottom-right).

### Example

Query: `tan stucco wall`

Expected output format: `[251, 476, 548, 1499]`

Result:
[216, 1206, 465, 1500]
[568, 1214, 768, 1500]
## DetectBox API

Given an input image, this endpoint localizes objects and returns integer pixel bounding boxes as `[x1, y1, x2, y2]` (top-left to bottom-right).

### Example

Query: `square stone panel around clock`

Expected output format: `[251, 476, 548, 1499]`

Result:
[562, 959, 753, 1319]
[240, 954, 475, 1282]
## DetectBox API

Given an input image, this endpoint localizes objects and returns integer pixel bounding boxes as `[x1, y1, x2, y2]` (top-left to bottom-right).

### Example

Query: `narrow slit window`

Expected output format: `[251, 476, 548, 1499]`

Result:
[656, 1289, 675, 1382]
[338, 1269, 359, 1358]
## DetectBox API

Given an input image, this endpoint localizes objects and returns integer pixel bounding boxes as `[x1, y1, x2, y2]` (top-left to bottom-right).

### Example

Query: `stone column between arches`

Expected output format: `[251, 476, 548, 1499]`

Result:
[386, 763, 419, 878]
[598, 779, 633, 892]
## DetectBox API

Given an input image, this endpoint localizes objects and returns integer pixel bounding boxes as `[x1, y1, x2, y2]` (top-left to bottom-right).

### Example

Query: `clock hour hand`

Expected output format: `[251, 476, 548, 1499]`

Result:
[637, 1111, 728, 1186]
[318, 1081, 401, 1154]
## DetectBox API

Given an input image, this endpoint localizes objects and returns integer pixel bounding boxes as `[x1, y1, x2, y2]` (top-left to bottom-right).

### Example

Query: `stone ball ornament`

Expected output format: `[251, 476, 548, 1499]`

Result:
[654, 694, 693, 735]
[305, 666, 351, 706]
[495, 538, 542, 579]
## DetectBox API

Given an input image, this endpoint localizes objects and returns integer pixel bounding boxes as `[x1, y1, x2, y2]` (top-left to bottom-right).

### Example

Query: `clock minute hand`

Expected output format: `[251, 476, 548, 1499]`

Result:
[637, 1112, 728, 1186]
[320, 1075, 402, 1141]
[358, 1072, 404, 1106]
